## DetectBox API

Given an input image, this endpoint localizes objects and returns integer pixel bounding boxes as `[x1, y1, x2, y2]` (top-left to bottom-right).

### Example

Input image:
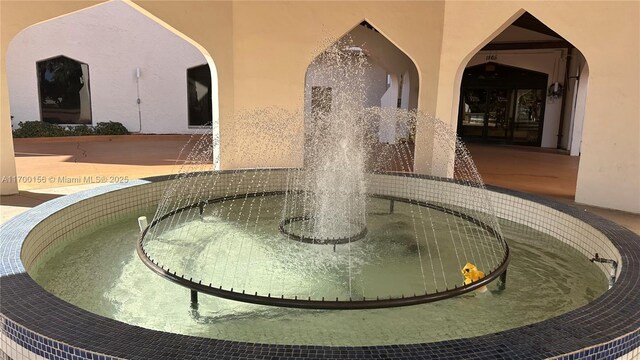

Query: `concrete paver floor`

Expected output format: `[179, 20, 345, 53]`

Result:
[466, 144, 578, 200]
[1, 136, 637, 235]
[10, 135, 197, 190]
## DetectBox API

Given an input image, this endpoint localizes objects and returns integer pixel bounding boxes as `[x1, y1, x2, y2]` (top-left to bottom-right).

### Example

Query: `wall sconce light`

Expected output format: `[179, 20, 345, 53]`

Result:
[548, 82, 563, 100]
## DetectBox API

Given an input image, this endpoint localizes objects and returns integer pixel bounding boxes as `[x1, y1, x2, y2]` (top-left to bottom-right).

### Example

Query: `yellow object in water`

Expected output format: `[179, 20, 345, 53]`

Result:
[461, 262, 485, 285]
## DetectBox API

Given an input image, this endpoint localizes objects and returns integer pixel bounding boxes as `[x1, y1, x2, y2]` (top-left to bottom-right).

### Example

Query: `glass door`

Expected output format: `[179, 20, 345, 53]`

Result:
[486, 88, 511, 142]
[512, 89, 545, 145]
[459, 88, 487, 140]
[458, 62, 548, 146]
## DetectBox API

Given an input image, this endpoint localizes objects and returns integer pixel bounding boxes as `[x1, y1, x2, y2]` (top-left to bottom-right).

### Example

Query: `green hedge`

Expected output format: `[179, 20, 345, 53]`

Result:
[12, 121, 130, 138]
[12, 121, 66, 138]
[94, 121, 129, 135]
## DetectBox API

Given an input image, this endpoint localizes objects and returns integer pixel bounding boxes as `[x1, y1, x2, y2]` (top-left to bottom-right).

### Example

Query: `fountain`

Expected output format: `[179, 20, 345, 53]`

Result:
[2, 40, 637, 360]
[136, 41, 509, 309]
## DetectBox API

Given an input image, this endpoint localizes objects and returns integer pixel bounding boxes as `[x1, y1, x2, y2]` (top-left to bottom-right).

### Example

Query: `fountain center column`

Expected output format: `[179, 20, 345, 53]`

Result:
[281, 44, 372, 243]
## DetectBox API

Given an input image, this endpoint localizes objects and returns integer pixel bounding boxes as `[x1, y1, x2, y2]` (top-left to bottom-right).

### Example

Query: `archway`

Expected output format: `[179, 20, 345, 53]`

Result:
[452, 10, 590, 200]
[2, 0, 220, 195]
[7, 0, 217, 135]
[456, 11, 589, 153]
[303, 20, 420, 171]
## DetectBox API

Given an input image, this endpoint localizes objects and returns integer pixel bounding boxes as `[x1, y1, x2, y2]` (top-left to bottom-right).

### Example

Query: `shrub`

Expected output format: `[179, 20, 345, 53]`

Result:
[66, 124, 95, 136]
[12, 121, 131, 138]
[95, 121, 129, 135]
[12, 121, 66, 138]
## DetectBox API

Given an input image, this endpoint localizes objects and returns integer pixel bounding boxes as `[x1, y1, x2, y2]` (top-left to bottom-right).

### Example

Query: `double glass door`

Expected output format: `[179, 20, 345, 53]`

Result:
[459, 87, 545, 146]
[458, 63, 548, 146]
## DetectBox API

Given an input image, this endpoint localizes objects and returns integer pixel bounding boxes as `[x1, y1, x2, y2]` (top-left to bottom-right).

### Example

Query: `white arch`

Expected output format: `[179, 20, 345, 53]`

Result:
[303, 20, 420, 131]
[304, 19, 421, 112]
[450, 8, 589, 152]
[123, 0, 220, 169]
[6, 0, 221, 169]
[448, 9, 528, 134]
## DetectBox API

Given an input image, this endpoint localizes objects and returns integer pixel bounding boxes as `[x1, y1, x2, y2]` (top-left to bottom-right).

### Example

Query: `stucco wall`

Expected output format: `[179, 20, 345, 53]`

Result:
[225, 1, 444, 169]
[466, 49, 567, 148]
[6, 1, 209, 134]
[435, 1, 639, 213]
[2, 0, 638, 213]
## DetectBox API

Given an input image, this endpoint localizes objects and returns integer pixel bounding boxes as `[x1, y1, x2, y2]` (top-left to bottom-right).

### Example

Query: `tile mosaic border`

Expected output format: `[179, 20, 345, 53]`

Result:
[1, 172, 638, 359]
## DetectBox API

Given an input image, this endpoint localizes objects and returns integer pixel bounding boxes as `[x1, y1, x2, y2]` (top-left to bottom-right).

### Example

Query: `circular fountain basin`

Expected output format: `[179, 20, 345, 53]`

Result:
[1, 170, 639, 359]
[33, 196, 598, 342]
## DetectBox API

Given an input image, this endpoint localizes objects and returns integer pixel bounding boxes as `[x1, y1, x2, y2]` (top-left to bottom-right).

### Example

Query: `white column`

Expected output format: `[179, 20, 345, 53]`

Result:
[570, 62, 589, 157]
[400, 71, 410, 110]
[398, 71, 411, 139]
[79, 63, 92, 123]
[379, 73, 399, 144]
[1, 65, 19, 195]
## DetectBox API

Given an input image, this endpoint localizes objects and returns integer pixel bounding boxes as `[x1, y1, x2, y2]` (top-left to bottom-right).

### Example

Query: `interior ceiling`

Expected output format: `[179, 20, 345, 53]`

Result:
[484, 12, 572, 50]
[359, 14, 568, 50]
[510, 12, 563, 39]
[359, 20, 379, 33]
[360, 14, 570, 50]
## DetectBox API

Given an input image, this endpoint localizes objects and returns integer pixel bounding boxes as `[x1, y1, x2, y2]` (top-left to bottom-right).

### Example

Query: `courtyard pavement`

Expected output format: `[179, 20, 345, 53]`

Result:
[1, 135, 638, 235]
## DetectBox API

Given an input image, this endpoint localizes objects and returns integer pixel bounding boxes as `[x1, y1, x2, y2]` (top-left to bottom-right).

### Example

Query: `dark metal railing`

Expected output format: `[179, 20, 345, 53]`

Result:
[137, 188, 509, 309]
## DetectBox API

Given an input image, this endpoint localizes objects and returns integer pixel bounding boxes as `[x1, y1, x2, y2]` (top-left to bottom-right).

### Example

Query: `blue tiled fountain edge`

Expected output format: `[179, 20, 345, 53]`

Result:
[0, 175, 638, 359]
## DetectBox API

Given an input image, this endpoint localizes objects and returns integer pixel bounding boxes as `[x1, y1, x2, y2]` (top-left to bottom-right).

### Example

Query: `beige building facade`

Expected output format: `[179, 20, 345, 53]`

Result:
[1, 0, 638, 213]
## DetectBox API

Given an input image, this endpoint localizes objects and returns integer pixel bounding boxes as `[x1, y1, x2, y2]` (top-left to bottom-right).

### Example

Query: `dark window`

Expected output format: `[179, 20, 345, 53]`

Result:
[187, 64, 212, 127]
[37, 56, 92, 125]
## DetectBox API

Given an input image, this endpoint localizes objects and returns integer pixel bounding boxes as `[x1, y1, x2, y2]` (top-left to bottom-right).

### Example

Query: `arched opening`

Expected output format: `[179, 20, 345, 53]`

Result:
[7, 0, 217, 135]
[303, 20, 420, 171]
[456, 11, 589, 153]
[453, 11, 590, 200]
[36, 55, 92, 125]
[2, 0, 221, 195]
